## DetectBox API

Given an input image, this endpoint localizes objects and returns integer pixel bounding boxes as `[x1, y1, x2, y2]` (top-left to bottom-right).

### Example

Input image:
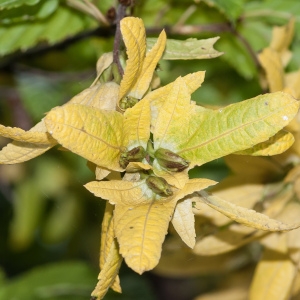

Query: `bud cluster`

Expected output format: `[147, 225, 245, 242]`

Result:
[119, 146, 146, 169]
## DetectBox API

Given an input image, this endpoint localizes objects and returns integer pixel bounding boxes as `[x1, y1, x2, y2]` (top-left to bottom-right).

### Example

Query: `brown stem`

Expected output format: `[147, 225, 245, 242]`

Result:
[113, 4, 127, 76]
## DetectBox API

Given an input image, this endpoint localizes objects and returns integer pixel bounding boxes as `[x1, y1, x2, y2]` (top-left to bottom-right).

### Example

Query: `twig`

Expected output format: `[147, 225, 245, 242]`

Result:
[113, 4, 127, 76]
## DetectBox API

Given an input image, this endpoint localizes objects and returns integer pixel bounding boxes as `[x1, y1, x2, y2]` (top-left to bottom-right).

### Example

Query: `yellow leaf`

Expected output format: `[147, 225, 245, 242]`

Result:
[45, 104, 123, 171]
[234, 130, 295, 156]
[119, 17, 146, 100]
[284, 70, 300, 99]
[193, 223, 265, 256]
[258, 47, 284, 92]
[123, 98, 150, 149]
[144, 72, 205, 129]
[99, 203, 121, 293]
[198, 190, 300, 232]
[0, 124, 55, 144]
[91, 239, 123, 299]
[171, 198, 195, 248]
[0, 120, 55, 164]
[152, 159, 189, 189]
[91, 52, 114, 87]
[250, 248, 296, 300]
[114, 201, 176, 274]
[69, 82, 119, 111]
[125, 161, 152, 173]
[129, 30, 166, 99]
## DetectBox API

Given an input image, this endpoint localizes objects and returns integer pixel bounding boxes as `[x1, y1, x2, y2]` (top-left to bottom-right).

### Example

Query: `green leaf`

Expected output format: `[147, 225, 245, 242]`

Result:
[176, 92, 299, 167]
[147, 37, 223, 60]
[0, 261, 96, 300]
[0, 0, 40, 10]
[0, 5, 96, 56]
[0, 0, 58, 24]
[202, 0, 245, 22]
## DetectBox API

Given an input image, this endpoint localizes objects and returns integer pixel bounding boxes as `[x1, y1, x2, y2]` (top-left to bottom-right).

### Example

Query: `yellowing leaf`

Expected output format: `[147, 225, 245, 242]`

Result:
[234, 130, 295, 156]
[99, 203, 121, 294]
[177, 92, 299, 167]
[45, 104, 123, 171]
[129, 30, 166, 99]
[69, 82, 119, 111]
[91, 239, 123, 299]
[198, 191, 300, 232]
[258, 48, 284, 92]
[284, 70, 300, 99]
[0, 120, 55, 164]
[91, 52, 114, 86]
[152, 160, 189, 189]
[0, 124, 55, 144]
[114, 201, 176, 274]
[119, 17, 146, 100]
[123, 98, 150, 149]
[147, 36, 223, 60]
[171, 198, 196, 248]
[249, 249, 295, 300]
[144, 72, 205, 130]
[193, 223, 265, 256]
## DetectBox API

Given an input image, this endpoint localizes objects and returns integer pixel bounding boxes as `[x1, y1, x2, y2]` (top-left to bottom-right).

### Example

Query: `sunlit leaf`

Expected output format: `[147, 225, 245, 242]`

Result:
[171, 198, 196, 248]
[0, 124, 55, 144]
[234, 130, 294, 156]
[129, 30, 166, 99]
[176, 92, 299, 167]
[0, 120, 55, 164]
[147, 37, 223, 60]
[45, 104, 123, 171]
[123, 98, 150, 150]
[119, 17, 146, 100]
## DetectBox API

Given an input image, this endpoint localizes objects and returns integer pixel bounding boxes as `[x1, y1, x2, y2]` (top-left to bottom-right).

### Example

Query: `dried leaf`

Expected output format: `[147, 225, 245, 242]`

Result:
[171, 198, 195, 248]
[119, 17, 146, 100]
[45, 104, 123, 171]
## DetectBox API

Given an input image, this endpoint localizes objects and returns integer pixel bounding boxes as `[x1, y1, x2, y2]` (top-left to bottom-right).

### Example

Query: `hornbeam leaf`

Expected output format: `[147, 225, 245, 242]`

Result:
[147, 37, 223, 60]
[45, 104, 123, 171]
[171, 198, 196, 248]
[0, 120, 55, 164]
[249, 248, 296, 300]
[119, 17, 146, 100]
[234, 130, 295, 156]
[113, 201, 176, 274]
[0, 124, 55, 144]
[123, 98, 150, 150]
[198, 191, 300, 232]
[176, 92, 299, 167]
[129, 30, 166, 99]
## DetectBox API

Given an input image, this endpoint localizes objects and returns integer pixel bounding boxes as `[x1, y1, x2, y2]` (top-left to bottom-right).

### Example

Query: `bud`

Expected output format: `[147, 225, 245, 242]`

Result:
[154, 148, 189, 172]
[119, 96, 138, 110]
[146, 176, 173, 197]
[119, 146, 146, 169]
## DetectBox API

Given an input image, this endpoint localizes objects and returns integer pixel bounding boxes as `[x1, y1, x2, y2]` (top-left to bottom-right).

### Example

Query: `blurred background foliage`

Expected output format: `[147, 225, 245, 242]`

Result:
[0, 0, 299, 299]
